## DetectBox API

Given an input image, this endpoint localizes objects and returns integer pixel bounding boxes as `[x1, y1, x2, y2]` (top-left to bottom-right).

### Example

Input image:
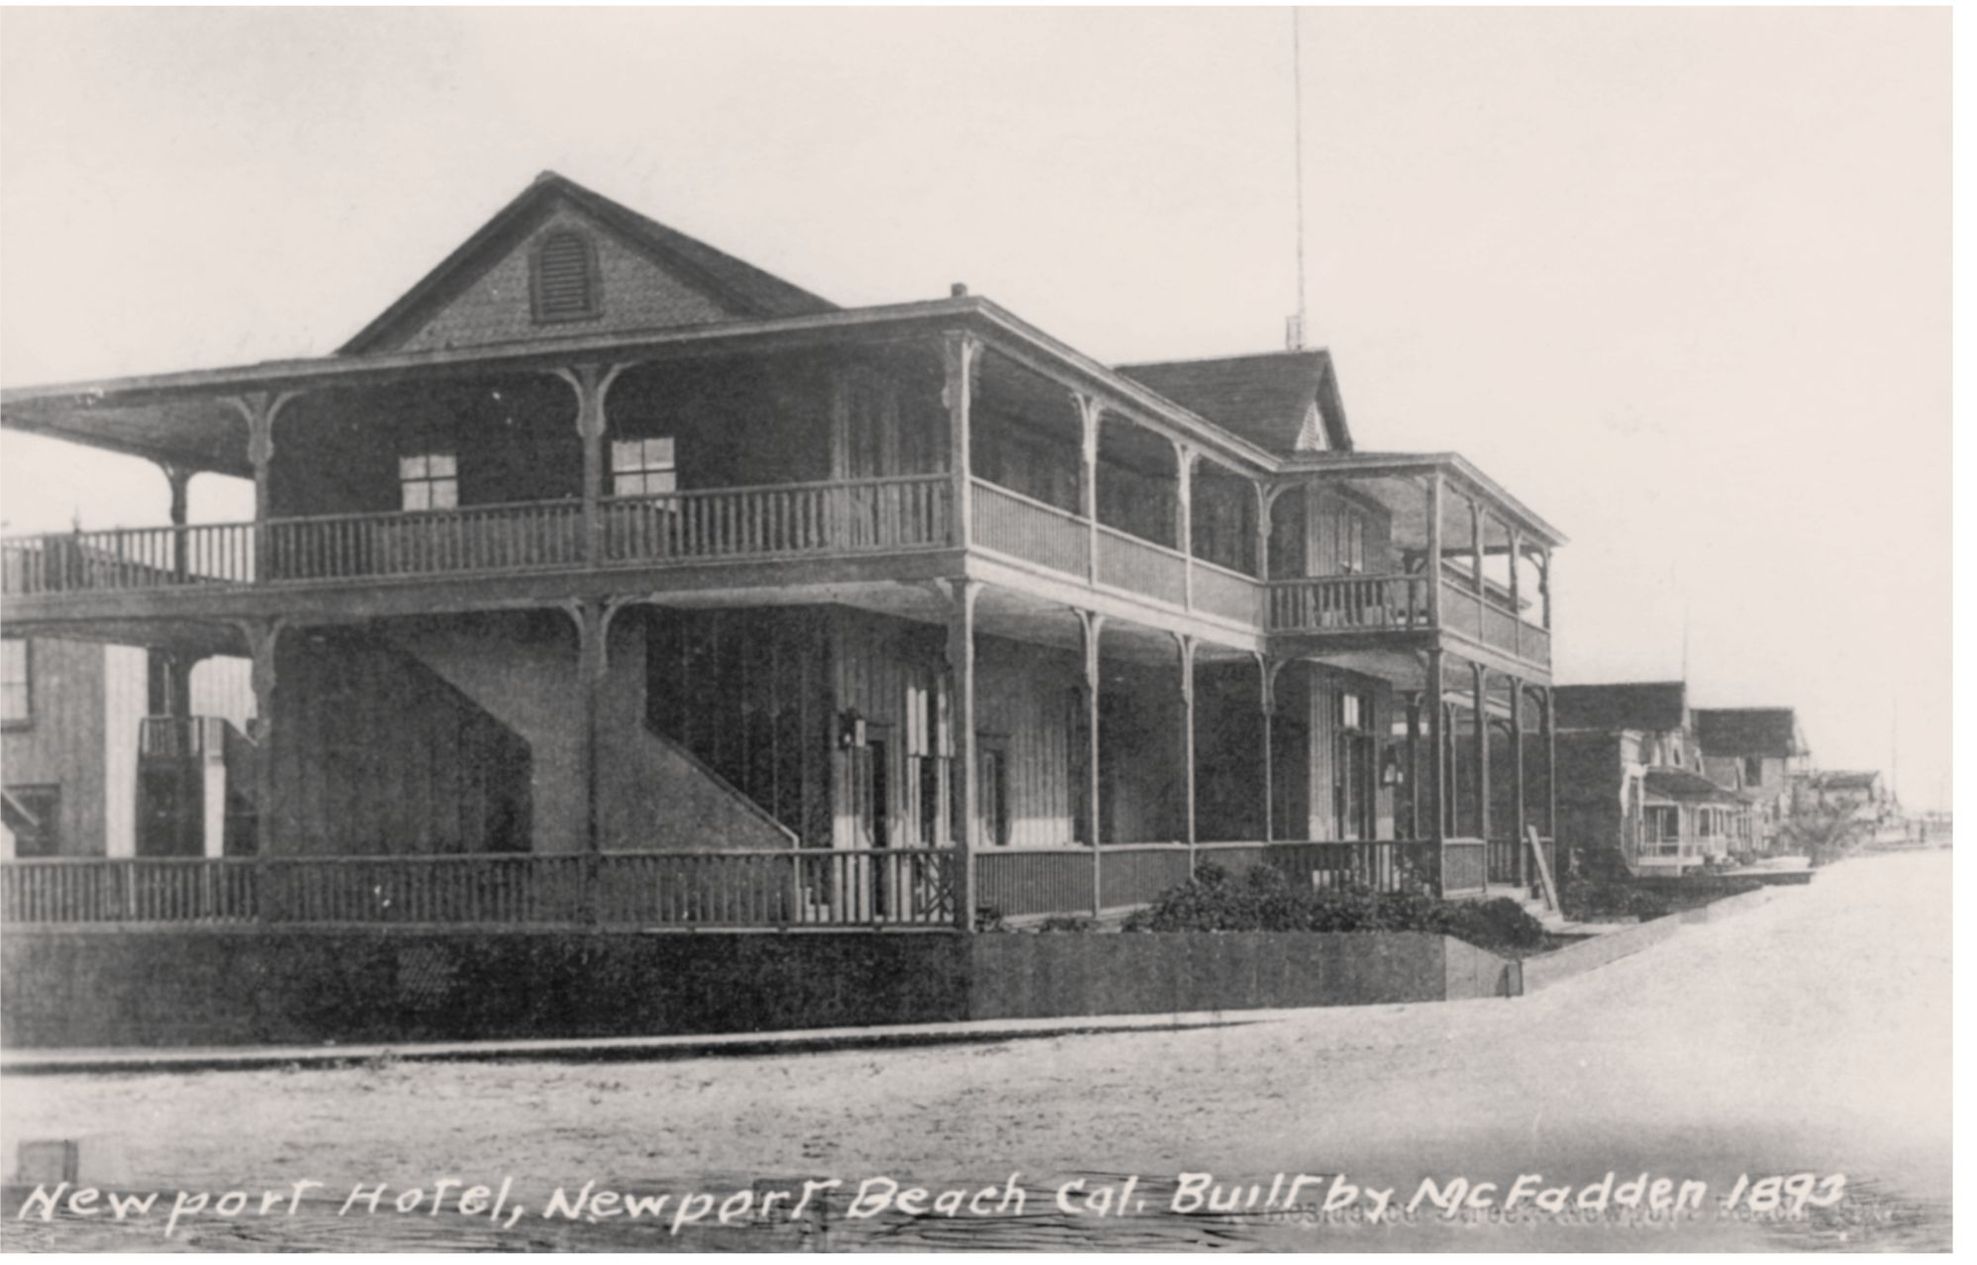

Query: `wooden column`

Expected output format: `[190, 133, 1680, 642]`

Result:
[1540, 548, 1554, 630]
[1175, 634, 1197, 848]
[944, 332, 979, 551]
[1543, 685, 1559, 871]
[1175, 443, 1196, 609]
[566, 597, 619, 925]
[556, 363, 626, 566]
[1258, 655, 1277, 845]
[1510, 677, 1527, 886]
[234, 619, 283, 857]
[1403, 691, 1422, 841]
[160, 462, 193, 582]
[1469, 499, 1485, 595]
[1254, 481, 1272, 580]
[1425, 648, 1446, 848]
[1508, 527, 1523, 659]
[1424, 472, 1444, 627]
[1076, 609, 1105, 914]
[941, 579, 980, 931]
[1076, 394, 1102, 584]
[231, 391, 295, 586]
[1472, 661, 1490, 847]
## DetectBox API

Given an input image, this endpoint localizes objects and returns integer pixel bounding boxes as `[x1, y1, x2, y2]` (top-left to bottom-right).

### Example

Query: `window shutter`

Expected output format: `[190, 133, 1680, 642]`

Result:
[533, 231, 598, 321]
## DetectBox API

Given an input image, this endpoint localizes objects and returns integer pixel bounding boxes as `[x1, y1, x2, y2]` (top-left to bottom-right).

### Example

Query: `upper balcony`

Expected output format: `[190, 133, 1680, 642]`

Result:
[0, 298, 1561, 672]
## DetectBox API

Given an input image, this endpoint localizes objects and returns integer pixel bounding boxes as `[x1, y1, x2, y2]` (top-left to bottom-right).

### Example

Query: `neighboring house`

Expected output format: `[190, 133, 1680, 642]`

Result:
[1, 637, 254, 858]
[1694, 707, 1809, 856]
[1799, 770, 1886, 822]
[1554, 681, 1751, 876]
[0, 171, 1566, 932]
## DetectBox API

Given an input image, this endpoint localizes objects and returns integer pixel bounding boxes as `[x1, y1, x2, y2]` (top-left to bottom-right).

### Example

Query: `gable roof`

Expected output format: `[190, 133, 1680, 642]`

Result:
[1554, 681, 1688, 734]
[1694, 708, 1803, 758]
[339, 171, 836, 355]
[1643, 768, 1741, 805]
[1810, 770, 1881, 792]
[1114, 349, 1352, 455]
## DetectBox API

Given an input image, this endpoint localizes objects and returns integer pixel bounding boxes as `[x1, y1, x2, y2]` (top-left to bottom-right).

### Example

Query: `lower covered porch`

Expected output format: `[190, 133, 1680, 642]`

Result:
[0, 586, 1557, 931]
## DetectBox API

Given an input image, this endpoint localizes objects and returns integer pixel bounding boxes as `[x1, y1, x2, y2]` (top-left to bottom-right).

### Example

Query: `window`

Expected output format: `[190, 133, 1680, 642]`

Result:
[611, 438, 677, 497]
[399, 454, 458, 511]
[1338, 690, 1368, 732]
[531, 230, 601, 322]
[1, 639, 27, 726]
[3, 786, 59, 857]
[1744, 756, 1763, 785]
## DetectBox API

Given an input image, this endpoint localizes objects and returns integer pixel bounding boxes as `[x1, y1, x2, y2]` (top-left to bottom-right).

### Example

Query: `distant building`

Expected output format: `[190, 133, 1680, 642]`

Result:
[1694, 707, 1810, 855]
[1, 637, 254, 859]
[1554, 681, 1752, 875]
[1799, 770, 1885, 822]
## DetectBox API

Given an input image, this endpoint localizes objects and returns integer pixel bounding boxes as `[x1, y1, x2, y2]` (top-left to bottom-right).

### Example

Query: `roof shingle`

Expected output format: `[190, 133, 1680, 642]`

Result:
[1554, 682, 1688, 734]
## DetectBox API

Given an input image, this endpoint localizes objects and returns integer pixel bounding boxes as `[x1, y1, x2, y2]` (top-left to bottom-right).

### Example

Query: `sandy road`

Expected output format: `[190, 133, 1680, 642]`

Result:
[0, 850, 1950, 1249]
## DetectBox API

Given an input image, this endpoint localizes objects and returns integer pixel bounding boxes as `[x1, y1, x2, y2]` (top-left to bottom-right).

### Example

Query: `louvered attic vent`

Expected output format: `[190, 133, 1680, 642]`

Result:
[531, 230, 601, 323]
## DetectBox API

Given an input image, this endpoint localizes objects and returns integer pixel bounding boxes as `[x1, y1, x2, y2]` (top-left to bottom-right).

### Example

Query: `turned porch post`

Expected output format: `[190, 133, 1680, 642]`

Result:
[1469, 499, 1485, 596]
[1425, 648, 1446, 848]
[556, 363, 627, 566]
[1258, 654, 1277, 845]
[1403, 691, 1422, 841]
[1175, 443, 1197, 609]
[1510, 677, 1527, 887]
[1076, 609, 1105, 914]
[159, 462, 193, 582]
[1076, 394, 1102, 584]
[941, 578, 981, 931]
[229, 391, 296, 583]
[1472, 661, 1490, 848]
[233, 619, 284, 855]
[1543, 684, 1559, 872]
[944, 332, 979, 551]
[1424, 472, 1445, 626]
[1174, 634, 1197, 849]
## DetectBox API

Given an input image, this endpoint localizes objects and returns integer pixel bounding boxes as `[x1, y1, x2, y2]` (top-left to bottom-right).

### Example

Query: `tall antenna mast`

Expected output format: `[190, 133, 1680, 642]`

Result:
[1287, 8, 1308, 350]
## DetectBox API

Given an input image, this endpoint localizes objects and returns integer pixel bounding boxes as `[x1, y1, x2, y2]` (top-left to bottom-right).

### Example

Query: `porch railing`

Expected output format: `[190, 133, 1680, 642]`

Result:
[0, 849, 958, 930]
[1268, 574, 1430, 633]
[970, 479, 1088, 577]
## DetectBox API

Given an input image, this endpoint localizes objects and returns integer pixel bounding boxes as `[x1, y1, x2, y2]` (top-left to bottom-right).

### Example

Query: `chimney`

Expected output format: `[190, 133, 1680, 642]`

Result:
[951, 283, 969, 297]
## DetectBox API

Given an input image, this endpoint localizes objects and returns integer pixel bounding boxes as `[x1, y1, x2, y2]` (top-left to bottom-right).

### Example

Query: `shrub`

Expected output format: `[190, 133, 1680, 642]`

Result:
[1036, 915, 1097, 933]
[1559, 878, 1670, 922]
[1122, 864, 1549, 954]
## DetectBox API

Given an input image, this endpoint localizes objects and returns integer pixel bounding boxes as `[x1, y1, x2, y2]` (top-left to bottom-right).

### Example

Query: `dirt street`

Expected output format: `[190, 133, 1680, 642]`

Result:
[1, 850, 1950, 1250]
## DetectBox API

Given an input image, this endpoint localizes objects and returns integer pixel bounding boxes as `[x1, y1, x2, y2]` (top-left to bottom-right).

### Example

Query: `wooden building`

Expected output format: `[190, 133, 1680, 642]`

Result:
[1554, 681, 1753, 876]
[0, 172, 1565, 930]
[1, 639, 253, 859]
[1694, 707, 1809, 856]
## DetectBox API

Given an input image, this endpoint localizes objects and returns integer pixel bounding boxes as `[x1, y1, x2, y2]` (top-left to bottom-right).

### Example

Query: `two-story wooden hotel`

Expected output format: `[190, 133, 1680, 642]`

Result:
[0, 173, 1565, 935]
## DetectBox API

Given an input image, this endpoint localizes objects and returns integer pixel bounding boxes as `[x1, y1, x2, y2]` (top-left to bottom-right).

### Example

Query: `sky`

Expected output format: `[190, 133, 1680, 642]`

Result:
[0, 7, 1951, 809]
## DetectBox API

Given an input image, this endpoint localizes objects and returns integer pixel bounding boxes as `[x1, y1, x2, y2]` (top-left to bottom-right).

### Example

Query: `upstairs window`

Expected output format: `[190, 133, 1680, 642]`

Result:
[2, 786, 59, 857]
[1, 639, 28, 725]
[400, 453, 458, 511]
[531, 230, 601, 323]
[612, 437, 677, 497]
[1331, 506, 1367, 575]
[1744, 756, 1763, 784]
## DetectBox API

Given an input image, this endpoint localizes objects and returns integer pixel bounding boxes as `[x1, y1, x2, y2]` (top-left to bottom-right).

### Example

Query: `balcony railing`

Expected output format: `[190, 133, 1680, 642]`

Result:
[970, 479, 1089, 576]
[1437, 577, 1550, 665]
[1267, 574, 1430, 633]
[0, 475, 953, 597]
[138, 716, 233, 761]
